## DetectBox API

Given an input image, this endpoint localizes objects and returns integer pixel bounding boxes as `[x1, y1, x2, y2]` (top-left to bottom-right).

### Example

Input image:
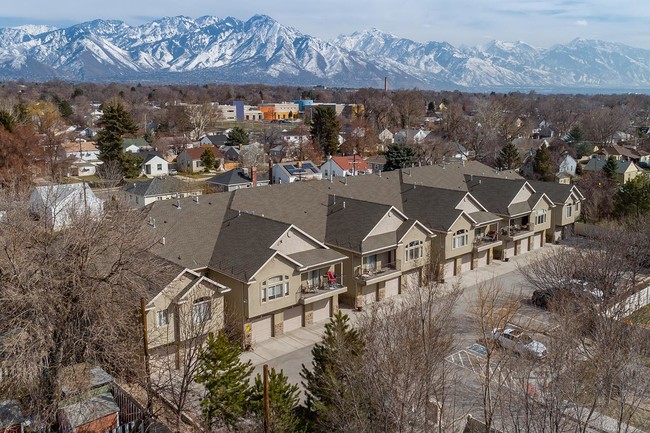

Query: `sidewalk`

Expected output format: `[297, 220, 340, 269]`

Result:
[241, 242, 556, 367]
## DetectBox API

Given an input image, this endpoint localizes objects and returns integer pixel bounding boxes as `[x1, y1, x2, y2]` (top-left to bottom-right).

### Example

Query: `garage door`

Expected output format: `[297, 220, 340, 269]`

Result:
[283, 305, 303, 332]
[476, 250, 488, 268]
[401, 271, 419, 292]
[251, 315, 272, 344]
[362, 285, 377, 306]
[385, 277, 401, 298]
[312, 298, 331, 323]
[519, 238, 530, 254]
[532, 233, 542, 249]
[443, 260, 455, 280]
[460, 254, 472, 274]
[504, 242, 515, 259]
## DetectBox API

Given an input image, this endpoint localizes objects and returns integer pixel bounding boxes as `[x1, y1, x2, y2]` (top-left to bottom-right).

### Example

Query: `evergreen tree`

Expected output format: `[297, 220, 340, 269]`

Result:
[196, 332, 253, 430]
[603, 156, 619, 179]
[310, 106, 340, 156]
[567, 125, 585, 143]
[532, 144, 554, 181]
[301, 312, 364, 428]
[384, 143, 416, 171]
[249, 368, 302, 432]
[495, 142, 521, 170]
[614, 175, 650, 218]
[225, 126, 250, 147]
[0, 110, 15, 132]
[200, 148, 216, 172]
[96, 101, 138, 173]
[121, 152, 143, 179]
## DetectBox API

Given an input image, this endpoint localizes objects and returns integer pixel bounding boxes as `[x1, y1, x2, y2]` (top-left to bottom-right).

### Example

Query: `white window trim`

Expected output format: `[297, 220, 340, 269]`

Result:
[192, 298, 212, 324]
[156, 309, 168, 327]
[452, 230, 469, 249]
[262, 275, 290, 303]
[405, 240, 424, 261]
[536, 208, 547, 225]
[566, 205, 572, 218]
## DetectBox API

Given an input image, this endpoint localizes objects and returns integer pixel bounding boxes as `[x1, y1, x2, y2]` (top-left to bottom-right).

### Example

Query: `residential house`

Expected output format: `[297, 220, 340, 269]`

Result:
[378, 128, 394, 146]
[79, 127, 97, 138]
[320, 155, 372, 178]
[59, 140, 100, 162]
[532, 120, 556, 139]
[30, 183, 103, 230]
[123, 138, 151, 154]
[207, 167, 270, 192]
[145, 268, 229, 352]
[528, 181, 585, 242]
[141, 153, 169, 177]
[595, 143, 648, 166]
[394, 128, 430, 144]
[272, 161, 322, 184]
[199, 134, 228, 147]
[465, 176, 555, 263]
[401, 186, 499, 280]
[513, 138, 547, 177]
[583, 158, 641, 184]
[321, 197, 433, 306]
[123, 177, 201, 207]
[366, 155, 387, 174]
[208, 212, 349, 344]
[177, 146, 222, 173]
[557, 154, 577, 177]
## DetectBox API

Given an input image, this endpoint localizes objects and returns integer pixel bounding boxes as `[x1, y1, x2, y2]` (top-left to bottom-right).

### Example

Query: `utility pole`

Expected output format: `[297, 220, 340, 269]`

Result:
[263, 364, 270, 433]
[140, 297, 153, 430]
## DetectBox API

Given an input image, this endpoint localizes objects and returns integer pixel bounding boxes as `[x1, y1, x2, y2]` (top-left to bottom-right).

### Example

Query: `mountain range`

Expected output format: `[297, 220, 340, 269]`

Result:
[1, 14, 650, 92]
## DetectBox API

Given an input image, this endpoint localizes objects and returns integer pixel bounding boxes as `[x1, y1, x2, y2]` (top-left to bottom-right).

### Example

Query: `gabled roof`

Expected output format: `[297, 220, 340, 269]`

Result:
[402, 185, 468, 231]
[528, 180, 584, 203]
[324, 197, 396, 252]
[142, 152, 166, 164]
[207, 169, 269, 187]
[202, 134, 228, 145]
[181, 145, 221, 160]
[210, 212, 293, 282]
[465, 175, 532, 216]
[328, 156, 372, 172]
[124, 177, 194, 197]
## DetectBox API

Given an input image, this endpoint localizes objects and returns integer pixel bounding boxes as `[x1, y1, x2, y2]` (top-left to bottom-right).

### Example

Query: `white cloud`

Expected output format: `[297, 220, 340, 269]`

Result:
[575, 19, 588, 27]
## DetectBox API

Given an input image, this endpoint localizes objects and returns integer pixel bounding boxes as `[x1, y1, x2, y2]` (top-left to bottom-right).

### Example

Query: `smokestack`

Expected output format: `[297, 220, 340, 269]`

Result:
[251, 166, 257, 187]
[384, 77, 388, 93]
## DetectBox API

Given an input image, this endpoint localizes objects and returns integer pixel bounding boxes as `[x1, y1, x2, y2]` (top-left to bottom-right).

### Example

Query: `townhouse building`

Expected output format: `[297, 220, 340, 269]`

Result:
[146, 161, 584, 344]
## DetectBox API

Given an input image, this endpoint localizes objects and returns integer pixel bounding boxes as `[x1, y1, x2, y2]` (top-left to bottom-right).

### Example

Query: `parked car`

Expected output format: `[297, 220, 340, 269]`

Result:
[531, 279, 603, 311]
[489, 328, 547, 359]
[168, 169, 178, 175]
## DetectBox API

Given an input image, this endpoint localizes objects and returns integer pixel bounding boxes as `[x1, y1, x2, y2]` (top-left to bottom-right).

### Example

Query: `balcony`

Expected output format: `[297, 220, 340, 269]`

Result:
[473, 230, 501, 252]
[354, 261, 401, 285]
[500, 224, 533, 241]
[298, 276, 347, 304]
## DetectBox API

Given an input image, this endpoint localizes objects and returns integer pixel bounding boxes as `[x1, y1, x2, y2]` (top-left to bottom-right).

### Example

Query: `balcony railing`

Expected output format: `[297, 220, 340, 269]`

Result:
[298, 276, 347, 303]
[500, 224, 532, 239]
[354, 261, 401, 281]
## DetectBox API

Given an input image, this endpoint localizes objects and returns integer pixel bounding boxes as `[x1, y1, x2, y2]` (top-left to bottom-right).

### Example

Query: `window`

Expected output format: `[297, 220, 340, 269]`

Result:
[405, 240, 423, 261]
[363, 255, 377, 272]
[307, 269, 321, 288]
[566, 205, 572, 218]
[193, 298, 211, 324]
[536, 209, 547, 225]
[156, 309, 168, 326]
[157, 163, 163, 171]
[452, 229, 468, 249]
[262, 275, 289, 302]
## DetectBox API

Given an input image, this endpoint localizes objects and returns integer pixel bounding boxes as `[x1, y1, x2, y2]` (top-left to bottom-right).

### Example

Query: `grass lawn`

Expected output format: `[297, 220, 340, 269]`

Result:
[627, 304, 650, 325]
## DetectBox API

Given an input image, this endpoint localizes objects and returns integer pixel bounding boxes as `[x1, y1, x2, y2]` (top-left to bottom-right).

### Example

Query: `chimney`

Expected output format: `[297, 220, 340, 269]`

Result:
[161, 237, 166, 245]
[343, 201, 346, 209]
[384, 77, 388, 93]
[251, 166, 257, 187]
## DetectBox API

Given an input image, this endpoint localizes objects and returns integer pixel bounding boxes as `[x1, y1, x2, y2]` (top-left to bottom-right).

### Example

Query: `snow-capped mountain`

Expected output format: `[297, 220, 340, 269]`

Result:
[0, 15, 649, 91]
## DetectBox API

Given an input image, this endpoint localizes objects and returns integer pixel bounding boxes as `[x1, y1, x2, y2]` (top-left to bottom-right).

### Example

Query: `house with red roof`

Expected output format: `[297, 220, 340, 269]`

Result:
[176, 145, 223, 173]
[320, 155, 372, 178]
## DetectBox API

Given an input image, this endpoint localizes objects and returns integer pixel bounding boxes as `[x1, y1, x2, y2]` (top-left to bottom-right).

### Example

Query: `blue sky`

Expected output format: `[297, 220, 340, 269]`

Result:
[1, 0, 648, 48]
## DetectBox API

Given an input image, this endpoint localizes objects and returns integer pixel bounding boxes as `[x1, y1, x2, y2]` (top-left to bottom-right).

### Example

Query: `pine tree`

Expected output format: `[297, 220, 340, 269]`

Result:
[567, 125, 585, 143]
[225, 126, 250, 147]
[97, 101, 138, 164]
[196, 332, 253, 430]
[532, 144, 554, 181]
[249, 368, 302, 432]
[301, 312, 364, 427]
[200, 148, 216, 172]
[496, 142, 521, 170]
[603, 156, 619, 179]
[614, 175, 650, 218]
[384, 143, 416, 171]
[310, 106, 340, 156]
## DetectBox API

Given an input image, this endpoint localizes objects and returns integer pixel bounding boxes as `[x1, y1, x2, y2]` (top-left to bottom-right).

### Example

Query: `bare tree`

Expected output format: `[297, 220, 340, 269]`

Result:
[0, 191, 171, 428]
[186, 103, 218, 141]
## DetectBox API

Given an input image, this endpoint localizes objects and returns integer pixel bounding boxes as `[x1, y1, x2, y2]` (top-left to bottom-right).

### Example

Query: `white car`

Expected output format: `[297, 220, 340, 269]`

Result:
[489, 328, 547, 359]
